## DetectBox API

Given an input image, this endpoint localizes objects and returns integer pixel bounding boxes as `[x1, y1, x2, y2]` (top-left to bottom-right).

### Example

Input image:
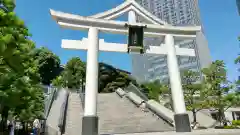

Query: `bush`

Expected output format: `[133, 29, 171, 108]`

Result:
[232, 120, 240, 126]
[224, 126, 236, 129]
[223, 120, 240, 129]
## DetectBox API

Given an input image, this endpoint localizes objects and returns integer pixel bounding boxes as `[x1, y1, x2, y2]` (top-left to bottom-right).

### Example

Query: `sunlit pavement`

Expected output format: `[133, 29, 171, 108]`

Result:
[112, 129, 240, 135]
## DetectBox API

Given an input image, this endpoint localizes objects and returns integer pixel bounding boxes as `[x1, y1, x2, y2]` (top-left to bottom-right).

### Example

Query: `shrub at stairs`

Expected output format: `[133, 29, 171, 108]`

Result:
[224, 120, 240, 129]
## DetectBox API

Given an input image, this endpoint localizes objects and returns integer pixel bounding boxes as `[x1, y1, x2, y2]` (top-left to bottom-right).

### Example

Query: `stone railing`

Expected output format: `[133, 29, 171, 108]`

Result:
[146, 100, 174, 125]
[117, 86, 175, 126]
[58, 90, 69, 133]
[122, 83, 217, 128]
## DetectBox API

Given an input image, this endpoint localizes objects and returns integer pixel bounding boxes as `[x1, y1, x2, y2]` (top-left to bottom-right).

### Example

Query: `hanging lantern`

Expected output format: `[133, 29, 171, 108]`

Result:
[127, 25, 145, 54]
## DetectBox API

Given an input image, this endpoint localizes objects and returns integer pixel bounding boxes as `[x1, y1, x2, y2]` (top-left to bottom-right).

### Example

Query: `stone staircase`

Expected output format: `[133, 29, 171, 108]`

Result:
[63, 92, 84, 135]
[98, 93, 173, 134]
[63, 92, 173, 135]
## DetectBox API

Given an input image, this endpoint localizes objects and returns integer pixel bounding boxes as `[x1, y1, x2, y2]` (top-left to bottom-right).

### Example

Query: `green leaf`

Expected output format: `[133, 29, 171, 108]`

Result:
[0, 42, 7, 53]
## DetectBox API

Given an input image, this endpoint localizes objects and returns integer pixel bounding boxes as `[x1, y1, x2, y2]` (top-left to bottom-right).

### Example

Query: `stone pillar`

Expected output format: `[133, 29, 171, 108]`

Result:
[82, 27, 99, 135]
[165, 34, 191, 132]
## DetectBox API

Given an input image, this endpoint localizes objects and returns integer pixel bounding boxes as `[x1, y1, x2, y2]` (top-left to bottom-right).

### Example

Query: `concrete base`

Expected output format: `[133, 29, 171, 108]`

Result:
[82, 116, 98, 135]
[174, 113, 191, 132]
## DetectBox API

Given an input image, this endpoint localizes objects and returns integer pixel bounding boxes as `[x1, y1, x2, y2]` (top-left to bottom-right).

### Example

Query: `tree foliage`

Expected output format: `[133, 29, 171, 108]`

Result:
[0, 0, 28, 73]
[52, 61, 133, 93]
[141, 80, 169, 101]
[52, 57, 85, 89]
[201, 60, 240, 125]
[99, 62, 132, 93]
[52, 75, 65, 88]
[181, 70, 203, 123]
[137, 60, 240, 126]
[0, 0, 44, 131]
[33, 47, 61, 85]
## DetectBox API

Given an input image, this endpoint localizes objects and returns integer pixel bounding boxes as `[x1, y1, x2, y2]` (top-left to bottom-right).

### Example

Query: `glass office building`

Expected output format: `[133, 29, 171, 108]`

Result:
[132, 0, 211, 83]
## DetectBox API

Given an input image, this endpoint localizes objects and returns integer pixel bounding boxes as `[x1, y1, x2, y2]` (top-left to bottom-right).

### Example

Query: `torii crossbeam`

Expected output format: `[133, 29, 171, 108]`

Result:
[50, 0, 200, 134]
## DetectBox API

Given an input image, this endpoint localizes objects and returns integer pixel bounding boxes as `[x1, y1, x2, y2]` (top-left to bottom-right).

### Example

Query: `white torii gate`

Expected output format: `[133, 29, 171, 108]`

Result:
[50, 0, 201, 134]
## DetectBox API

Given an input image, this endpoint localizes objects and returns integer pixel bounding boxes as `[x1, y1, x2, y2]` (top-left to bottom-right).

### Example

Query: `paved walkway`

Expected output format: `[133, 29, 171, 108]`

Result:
[114, 129, 240, 135]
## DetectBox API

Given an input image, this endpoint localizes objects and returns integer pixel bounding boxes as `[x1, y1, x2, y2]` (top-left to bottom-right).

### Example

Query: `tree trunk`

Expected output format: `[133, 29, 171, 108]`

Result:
[22, 122, 26, 133]
[0, 106, 9, 132]
[217, 108, 227, 126]
[24, 122, 28, 134]
[192, 108, 197, 123]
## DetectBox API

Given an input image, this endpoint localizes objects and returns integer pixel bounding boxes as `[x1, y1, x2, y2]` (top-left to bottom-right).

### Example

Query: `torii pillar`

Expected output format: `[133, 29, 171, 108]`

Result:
[82, 27, 99, 135]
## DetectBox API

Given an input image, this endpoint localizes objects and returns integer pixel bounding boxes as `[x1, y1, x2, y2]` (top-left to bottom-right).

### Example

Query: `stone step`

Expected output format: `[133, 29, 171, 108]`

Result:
[63, 92, 84, 135]
[97, 93, 173, 134]
[63, 92, 173, 135]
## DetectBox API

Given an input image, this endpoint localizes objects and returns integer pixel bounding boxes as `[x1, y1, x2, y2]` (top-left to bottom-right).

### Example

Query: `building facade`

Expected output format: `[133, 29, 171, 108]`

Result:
[132, 0, 211, 83]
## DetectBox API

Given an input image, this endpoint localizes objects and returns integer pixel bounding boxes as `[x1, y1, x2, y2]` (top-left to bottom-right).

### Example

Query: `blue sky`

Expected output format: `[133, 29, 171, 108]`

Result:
[15, 0, 240, 81]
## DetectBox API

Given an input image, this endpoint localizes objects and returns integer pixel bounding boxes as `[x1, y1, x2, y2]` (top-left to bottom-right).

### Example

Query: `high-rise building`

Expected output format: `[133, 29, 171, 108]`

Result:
[132, 0, 211, 83]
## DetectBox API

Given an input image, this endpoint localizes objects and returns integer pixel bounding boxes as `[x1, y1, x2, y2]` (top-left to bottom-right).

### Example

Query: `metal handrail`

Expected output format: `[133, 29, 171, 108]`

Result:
[58, 90, 69, 133]
[79, 86, 85, 110]
[44, 86, 57, 119]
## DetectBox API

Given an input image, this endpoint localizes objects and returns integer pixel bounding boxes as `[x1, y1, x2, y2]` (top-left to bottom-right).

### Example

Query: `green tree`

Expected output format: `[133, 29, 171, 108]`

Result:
[141, 80, 169, 102]
[0, 0, 30, 130]
[53, 61, 134, 93]
[201, 60, 240, 125]
[64, 57, 85, 89]
[33, 47, 61, 85]
[234, 51, 240, 89]
[0, 0, 27, 74]
[99, 62, 132, 93]
[102, 71, 131, 92]
[53, 57, 85, 89]
[52, 75, 65, 88]
[181, 70, 203, 123]
[15, 85, 45, 122]
[0, 0, 44, 131]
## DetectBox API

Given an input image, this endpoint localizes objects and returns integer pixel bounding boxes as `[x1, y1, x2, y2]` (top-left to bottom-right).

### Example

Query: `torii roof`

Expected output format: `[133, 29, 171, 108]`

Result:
[49, 0, 201, 38]
[89, 0, 168, 25]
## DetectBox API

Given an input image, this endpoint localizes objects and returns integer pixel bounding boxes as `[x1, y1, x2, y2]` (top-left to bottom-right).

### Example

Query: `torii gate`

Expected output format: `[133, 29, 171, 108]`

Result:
[50, 0, 200, 134]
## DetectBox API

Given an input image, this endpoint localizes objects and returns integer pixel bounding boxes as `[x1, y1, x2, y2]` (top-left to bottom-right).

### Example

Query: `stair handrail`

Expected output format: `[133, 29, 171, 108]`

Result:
[79, 85, 85, 110]
[58, 90, 69, 133]
[44, 86, 57, 119]
[125, 83, 175, 126]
